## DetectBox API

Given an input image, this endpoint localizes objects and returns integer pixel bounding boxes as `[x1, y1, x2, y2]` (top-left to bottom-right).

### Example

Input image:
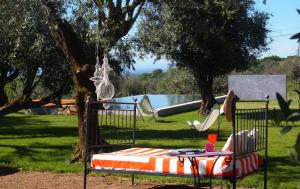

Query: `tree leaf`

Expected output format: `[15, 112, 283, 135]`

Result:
[276, 92, 291, 118]
[287, 112, 300, 122]
[280, 126, 293, 134]
[271, 108, 282, 126]
[290, 32, 300, 40]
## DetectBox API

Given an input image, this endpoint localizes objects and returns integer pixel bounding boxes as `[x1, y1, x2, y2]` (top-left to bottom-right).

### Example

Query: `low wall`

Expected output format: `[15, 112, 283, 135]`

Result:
[157, 95, 226, 117]
[25, 107, 60, 115]
[228, 75, 287, 100]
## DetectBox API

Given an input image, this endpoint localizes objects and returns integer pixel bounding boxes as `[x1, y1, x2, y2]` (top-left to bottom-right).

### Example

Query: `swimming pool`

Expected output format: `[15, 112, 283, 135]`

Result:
[113, 94, 200, 109]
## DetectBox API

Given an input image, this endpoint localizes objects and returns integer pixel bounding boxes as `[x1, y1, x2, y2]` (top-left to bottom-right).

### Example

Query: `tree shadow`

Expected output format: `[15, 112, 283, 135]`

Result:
[155, 120, 176, 123]
[268, 109, 300, 127]
[0, 115, 40, 127]
[267, 156, 300, 183]
[0, 114, 77, 139]
[0, 114, 77, 166]
[268, 109, 300, 119]
[0, 142, 74, 163]
[0, 165, 19, 176]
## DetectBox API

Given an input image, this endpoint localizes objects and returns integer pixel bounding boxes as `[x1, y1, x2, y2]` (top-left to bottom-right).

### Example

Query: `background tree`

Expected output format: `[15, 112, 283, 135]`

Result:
[0, 0, 72, 115]
[137, 0, 269, 113]
[41, 0, 145, 162]
[156, 68, 198, 95]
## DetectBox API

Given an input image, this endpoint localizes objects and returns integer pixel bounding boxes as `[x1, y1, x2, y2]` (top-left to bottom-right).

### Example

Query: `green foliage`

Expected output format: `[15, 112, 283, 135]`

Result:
[118, 68, 201, 96]
[0, 0, 72, 104]
[4, 79, 24, 101]
[62, 0, 136, 74]
[157, 68, 199, 94]
[247, 57, 300, 89]
[120, 74, 145, 96]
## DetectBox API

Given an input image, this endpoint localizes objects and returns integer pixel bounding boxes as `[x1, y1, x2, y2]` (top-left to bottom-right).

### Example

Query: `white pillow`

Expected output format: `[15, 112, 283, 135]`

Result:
[238, 130, 249, 154]
[222, 130, 248, 155]
[222, 134, 233, 152]
[248, 129, 259, 152]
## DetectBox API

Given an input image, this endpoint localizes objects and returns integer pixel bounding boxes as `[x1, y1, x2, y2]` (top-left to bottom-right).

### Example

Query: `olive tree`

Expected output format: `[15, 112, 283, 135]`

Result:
[137, 0, 269, 113]
[41, 0, 145, 162]
[0, 0, 72, 115]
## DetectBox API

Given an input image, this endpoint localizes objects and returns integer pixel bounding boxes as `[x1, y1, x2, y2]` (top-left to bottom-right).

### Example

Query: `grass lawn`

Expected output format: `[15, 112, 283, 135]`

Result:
[0, 100, 299, 189]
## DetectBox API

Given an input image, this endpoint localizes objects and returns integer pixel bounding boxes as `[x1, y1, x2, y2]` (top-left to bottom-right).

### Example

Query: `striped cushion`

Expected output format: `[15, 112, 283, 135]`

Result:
[91, 147, 261, 178]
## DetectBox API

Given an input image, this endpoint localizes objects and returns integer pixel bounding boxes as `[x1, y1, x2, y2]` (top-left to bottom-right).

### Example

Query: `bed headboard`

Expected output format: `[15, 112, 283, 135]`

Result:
[84, 101, 137, 151]
[232, 97, 269, 157]
[231, 97, 269, 188]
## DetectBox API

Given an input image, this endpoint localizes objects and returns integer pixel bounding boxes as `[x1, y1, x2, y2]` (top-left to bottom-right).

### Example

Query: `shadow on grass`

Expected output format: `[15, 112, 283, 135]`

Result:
[0, 115, 77, 139]
[0, 114, 44, 127]
[268, 109, 300, 122]
[0, 165, 19, 176]
[155, 120, 176, 123]
[0, 114, 77, 167]
[267, 156, 300, 183]
[0, 143, 74, 163]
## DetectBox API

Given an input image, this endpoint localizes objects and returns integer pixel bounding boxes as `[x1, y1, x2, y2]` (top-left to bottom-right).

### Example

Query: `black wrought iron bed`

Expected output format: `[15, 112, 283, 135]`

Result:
[83, 97, 269, 189]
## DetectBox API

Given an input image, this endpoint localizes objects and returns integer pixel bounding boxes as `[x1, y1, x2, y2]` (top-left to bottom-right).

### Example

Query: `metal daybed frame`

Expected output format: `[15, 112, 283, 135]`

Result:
[83, 97, 269, 189]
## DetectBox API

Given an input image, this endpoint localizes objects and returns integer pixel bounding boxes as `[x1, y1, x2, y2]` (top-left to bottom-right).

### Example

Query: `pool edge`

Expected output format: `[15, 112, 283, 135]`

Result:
[156, 95, 226, 117]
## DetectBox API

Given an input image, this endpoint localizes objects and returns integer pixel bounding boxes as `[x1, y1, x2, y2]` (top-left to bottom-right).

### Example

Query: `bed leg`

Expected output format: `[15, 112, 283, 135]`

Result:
[131, 173, 135, 186]
[232, 179, 236, 189]
[264, 164, 267, 189]
[83, 169, 87, 189]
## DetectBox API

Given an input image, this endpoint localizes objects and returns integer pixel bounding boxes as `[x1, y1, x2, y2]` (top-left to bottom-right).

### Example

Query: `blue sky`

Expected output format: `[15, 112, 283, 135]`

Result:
[256, 0, 300, 57]
[131, 0, 300, 74]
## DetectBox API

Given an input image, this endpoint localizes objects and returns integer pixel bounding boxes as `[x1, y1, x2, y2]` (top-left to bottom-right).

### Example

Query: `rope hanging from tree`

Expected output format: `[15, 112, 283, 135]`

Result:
[90, 45, 115, 109]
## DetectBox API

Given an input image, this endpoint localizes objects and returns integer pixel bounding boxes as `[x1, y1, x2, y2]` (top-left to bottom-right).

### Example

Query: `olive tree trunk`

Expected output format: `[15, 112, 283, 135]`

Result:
[41, 0, 145, 162]
[197, 75, 217, 115]
[0, 84, 8, 107]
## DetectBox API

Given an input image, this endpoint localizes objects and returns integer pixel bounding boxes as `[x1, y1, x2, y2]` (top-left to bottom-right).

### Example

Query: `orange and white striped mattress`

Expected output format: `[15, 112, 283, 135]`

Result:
[91, 147, 261, 178]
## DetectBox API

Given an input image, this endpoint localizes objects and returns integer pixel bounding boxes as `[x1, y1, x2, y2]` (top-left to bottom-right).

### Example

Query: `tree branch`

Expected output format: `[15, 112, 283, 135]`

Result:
[126, 0, 130, 7]
[93, 0, 107, 27]
[5, 69, 20, 84]
[41, 0, 88, 67]
[30, 72, 45, 95]
[22, 66, 38, 97]
[116, 0, 122, 12]
[42, 0, 95, 92]
[107, 0, 116, 18]
[123, 0, 145, 37]
[131, 2, 144, 24]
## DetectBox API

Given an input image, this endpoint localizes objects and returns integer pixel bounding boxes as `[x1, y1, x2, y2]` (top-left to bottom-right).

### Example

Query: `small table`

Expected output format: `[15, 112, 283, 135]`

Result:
[176, 151, 233, 189]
